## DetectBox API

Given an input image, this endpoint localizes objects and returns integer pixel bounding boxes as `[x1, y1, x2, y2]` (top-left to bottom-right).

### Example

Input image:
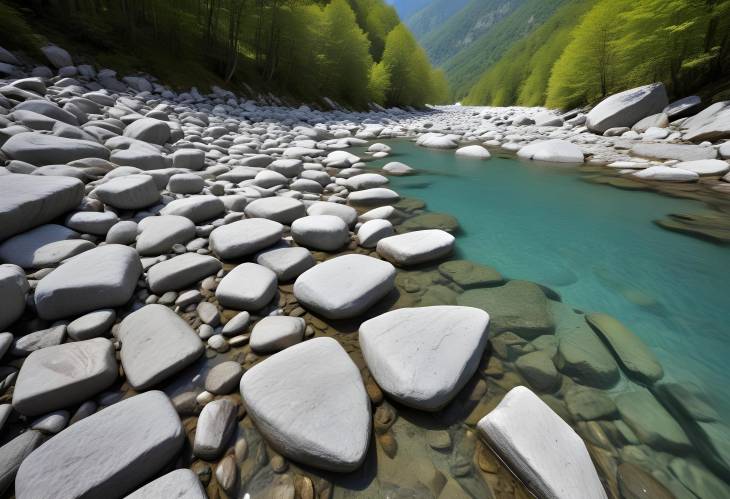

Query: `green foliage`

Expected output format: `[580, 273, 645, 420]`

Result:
[381, 23, 446, 107]
[0, 0, 447, 109]
[465, 0, 730, 109]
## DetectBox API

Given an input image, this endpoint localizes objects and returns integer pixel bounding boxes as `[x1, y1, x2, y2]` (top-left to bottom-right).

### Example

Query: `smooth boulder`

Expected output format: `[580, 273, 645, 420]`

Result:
[240, 337, 370, 472]
[376, 229, 455, 266]
[1, 132, 110, 165]
[360, 306, 490, 411]
[586, 83, 669, 134]
[147, 253, 221, 294]
[517, 140, 584, 164]
[215, 263, 277, 311]
[291, 215, 350, 251]
[119, 305, 204, 390]
[477, 386, 607, 499]
[15, 391, 185, 499]
[293, 254, 395, 319]
[209, 218, 283, 260]
[94, 174, 160, 210]
[34, 245, 142, 320]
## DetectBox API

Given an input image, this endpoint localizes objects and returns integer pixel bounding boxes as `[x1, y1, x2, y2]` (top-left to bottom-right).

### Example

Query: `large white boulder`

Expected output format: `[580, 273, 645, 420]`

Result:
[147, 253, 221, 293]
[94, 174, 160, 210]
[376, 229, 455, 266]
[240, 337, 370, 472]
[15, 391, 185, 499]
[416, 133, 459, 149]
[672, 159, 729, 176]
[291, 215, 350, 251]
[681, 102, 730, 142]
[1, 132, 110, 165]
[357, 219, 394, 248]
[34, 245, 142, 320]
[306, 201, 358, 227]
[215, 262, 277, 311]
[517, 139, 584, 164]
[255, 246, 315, 282]
[123, 118, 170, 145]
[586, 83, 669, 134]
[12, 338, 117, 416]
[209, 218, 282, 260]
[632, 166, 699, 182]
[136, 215, 195, 256]
[250, 316, 306, 353]
[346, 173, 389, 191]
[0, 174, 84, 241]
[360, 306, 490, 411]
[455, 145, 491, 159]
[244, 197, 307, 225]
[119, 304, 204, 390]
[160, 195, 224, 224]
[477, 386, 607, 499]
[293, 254, 395, 319]
[0, 224, 87, 269]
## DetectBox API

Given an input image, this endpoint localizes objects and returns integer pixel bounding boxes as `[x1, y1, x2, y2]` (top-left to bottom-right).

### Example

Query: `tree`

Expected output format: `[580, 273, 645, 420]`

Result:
[368, 60, 391, 105]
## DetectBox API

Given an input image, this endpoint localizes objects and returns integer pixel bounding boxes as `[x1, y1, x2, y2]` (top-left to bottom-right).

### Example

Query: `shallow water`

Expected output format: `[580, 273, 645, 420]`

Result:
[359, 140, 730, 420]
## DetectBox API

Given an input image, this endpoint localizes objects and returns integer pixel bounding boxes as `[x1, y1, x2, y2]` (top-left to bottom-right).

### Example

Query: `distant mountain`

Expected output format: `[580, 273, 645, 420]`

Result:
[387, 0, 432, 20]
[404, 0, 471, 41]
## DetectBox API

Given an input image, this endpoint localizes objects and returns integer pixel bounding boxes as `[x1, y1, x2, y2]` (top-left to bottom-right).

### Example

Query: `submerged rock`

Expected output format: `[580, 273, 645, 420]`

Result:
[477, 386, 607, 499]
[438, 260, 503, 288]
[458, 281, 554, 338]
[615, 390, 690, 452]
[240, 337, 370, 472]
[585, 313, 663, 384]
[360, 306, 489, 411]
[617, 462, 675, 499]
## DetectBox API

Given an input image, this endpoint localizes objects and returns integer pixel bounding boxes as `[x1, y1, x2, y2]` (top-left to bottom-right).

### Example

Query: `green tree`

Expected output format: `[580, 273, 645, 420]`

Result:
[368, 60, 391, 105]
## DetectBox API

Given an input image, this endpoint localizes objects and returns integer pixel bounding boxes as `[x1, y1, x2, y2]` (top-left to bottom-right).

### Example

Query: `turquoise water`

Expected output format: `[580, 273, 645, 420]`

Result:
[361, 140, 730, 417]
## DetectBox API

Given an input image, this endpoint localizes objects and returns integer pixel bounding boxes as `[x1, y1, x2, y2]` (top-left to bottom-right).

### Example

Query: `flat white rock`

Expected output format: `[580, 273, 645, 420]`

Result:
[244, 197, 307, 225]
[209, 218, 283, 259]
[12, 338, 117, 416]
[517, 139, 584, 164]
[360, 306, 490, 411]
[456, 145, 491, 159]
[147, 253, 221, 294]
[119, 304, 204, 390]
[15, 391, 184, 499]
[376, 229, 455, 266]
[293, 254, 395, 319]
[34, 245, 142, 320]
[124, 469, 206, 499]
[672, 159, 729, 176]
[291, 215, 350, 251]
[632, 166, 699, 182]
[240, 337, 370, 472]
[250, 316, 306, 353]
[477, 386, 607, 499]
[216, 262, 277, 311]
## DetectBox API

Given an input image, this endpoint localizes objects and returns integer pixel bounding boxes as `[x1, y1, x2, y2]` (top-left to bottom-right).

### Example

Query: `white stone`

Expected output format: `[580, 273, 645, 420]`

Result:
[348, 188, 400, 207]
[67, 309, 116, 340]
[382, 161, 414, 174]
[12, 338, 117, 416]
[477, 386, 607, 499]
[0, 174, 84, 240]
[244, 197, 307, 225]
[357, 219, 394, 248]
[360, 306, 489, 411]
[240, 337, 370, 472]
[167, 173, 204, 194]
[632, 166, 699, 182]
[64, 211, 119, 236]
[193, 399, 237, 460]
[294, 254, 395, 319]
[359, 205, 395, 222]
[1, 132, 110, 165]
[346, 173, 389, 191]
[250, 316, 306, 353]
[15, 391, 185, 499]
[136, 215, 195, 256]
[586, 83, 668, 134]
[94, 174, 160, 210]
[124, 469, 206, 499]
[256, 246, 315, 282]
[160, 195, 224, 223]
[517, 140, 584, 164]
[672, 159, 729, 176]
[216, 263, 277, 311]
[306, 201, 357, 227]
[147, 253, 221, 293]
[119, 305, 204, 390]
[455, 145, 491, 159]
[34, 245, 142, 320]
[291, 215, 350, 251]
[376, 230, 455, 266]
[123, 118, 170, 145]
[209, 218, 282, 260]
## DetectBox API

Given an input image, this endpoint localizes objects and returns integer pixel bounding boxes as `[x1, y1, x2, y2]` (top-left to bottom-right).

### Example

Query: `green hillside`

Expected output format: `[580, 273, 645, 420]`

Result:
[440, 0, 570, 100]
[465, 0, 730, 109]
[0, 0, 448, 108]
[405, 0, 470, 41]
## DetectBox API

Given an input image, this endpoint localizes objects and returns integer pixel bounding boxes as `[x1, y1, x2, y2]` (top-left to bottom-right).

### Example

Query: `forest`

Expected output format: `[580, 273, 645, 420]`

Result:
[464, 0, 730, 109]
[0, 0, 449, 109]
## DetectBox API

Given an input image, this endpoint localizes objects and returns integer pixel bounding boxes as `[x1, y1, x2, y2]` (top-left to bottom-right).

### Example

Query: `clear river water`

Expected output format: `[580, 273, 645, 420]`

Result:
[357, 139, 730, 420]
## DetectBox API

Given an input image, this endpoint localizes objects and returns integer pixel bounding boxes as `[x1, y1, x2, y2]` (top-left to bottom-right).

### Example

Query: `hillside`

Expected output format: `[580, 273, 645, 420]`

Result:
[0, 0, 447, 109]
[441, 0, 570, 100]
[465, 0, 730, 109]
[403, 0, 470, 41]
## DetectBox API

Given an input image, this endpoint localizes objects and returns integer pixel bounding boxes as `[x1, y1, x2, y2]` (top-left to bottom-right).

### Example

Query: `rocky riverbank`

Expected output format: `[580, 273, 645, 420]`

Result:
[0, 44, 729, 498]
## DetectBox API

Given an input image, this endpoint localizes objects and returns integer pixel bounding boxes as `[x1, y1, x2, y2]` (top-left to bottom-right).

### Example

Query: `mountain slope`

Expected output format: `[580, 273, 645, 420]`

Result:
[442, 0, 571, 100]
[387, 0, 432, 20]
[405, 0, 470, 41]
